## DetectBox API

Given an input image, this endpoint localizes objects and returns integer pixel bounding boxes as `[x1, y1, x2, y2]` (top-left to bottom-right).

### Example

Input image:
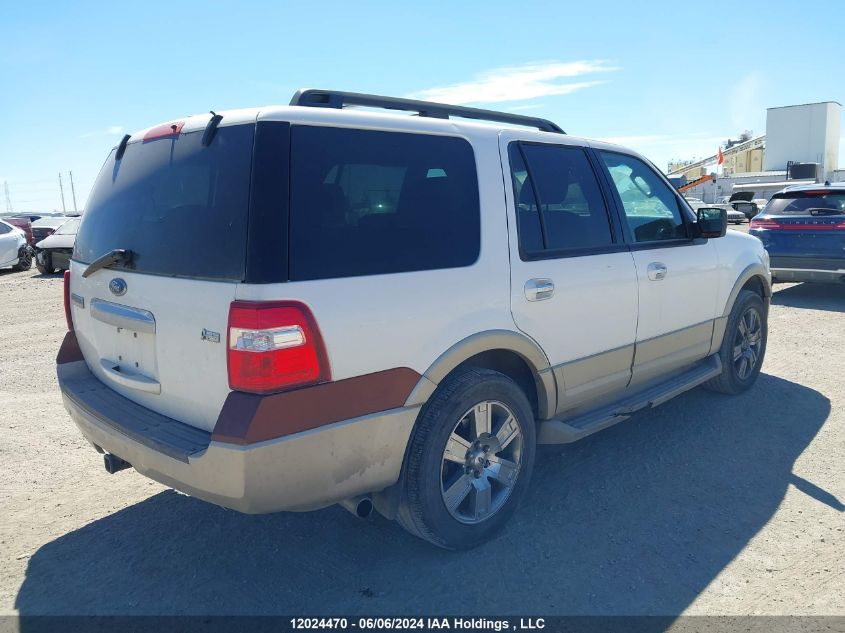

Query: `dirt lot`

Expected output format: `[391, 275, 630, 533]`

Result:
[1, 254, 843, 616]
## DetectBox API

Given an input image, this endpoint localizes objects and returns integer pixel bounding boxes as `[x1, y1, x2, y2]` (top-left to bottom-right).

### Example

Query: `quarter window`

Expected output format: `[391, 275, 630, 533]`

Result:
[599, 151, 688, 242]
[289, 126, 480, 281]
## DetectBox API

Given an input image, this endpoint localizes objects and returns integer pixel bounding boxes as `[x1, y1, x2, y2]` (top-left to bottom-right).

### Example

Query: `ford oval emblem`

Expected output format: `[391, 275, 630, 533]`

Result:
[109, 278, 127, 296]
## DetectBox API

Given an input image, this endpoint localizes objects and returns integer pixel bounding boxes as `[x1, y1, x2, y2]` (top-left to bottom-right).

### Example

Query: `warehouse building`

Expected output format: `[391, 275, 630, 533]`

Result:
[669, 101, 842, 203]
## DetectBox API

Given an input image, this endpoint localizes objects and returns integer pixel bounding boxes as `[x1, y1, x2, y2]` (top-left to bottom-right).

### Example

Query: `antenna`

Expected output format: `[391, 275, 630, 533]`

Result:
[58, 172, 66, 214]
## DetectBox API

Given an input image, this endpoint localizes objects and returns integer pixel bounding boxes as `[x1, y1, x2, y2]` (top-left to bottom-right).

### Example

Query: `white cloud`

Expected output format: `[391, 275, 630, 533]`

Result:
[79, 125, 124, 139]
[406, 60, 616, 105]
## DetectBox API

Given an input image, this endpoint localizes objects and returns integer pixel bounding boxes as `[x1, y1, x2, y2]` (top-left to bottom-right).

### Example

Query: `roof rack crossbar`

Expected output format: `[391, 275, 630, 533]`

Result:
[290, 89, 565, 134]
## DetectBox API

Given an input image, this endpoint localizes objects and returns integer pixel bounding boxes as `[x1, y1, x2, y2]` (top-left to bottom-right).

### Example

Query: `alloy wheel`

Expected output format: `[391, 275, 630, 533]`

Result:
[733, 307, 763, 380]
[440, 400, 523, 524]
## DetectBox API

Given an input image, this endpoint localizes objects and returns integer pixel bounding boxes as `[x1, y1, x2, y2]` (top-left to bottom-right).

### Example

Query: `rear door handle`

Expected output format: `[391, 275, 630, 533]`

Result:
[525, 278, 555, 301]
[647, 262, 667, 281]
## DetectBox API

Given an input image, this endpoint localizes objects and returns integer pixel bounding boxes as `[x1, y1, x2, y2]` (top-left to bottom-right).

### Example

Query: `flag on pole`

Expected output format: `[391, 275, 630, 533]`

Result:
[717, 147, 724, 165]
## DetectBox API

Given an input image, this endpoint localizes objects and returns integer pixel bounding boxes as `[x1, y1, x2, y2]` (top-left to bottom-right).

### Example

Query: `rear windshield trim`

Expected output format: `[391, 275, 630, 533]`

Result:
[245, 121, 290, 284]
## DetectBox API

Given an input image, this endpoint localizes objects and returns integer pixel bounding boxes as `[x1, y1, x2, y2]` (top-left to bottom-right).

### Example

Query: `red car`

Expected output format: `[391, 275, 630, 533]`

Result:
[4, 217, 33, 246]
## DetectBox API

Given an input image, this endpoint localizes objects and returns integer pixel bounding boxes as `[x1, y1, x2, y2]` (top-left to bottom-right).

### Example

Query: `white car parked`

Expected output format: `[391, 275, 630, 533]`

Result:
[0, 219, 32, 271]
[57, 90, 772, 549]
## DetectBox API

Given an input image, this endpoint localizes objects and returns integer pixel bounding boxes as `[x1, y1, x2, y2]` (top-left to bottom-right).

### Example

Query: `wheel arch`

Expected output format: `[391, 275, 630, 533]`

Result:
[711, 263, 771, 355]
[404, 330, 555, 420]
[722, 263, 771, 317]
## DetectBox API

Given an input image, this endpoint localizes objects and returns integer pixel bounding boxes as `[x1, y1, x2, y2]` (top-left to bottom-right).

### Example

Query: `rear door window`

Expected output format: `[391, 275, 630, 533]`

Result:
[289, 126, 480, 281]
[509, 142, 614, 256]
[74, 124, 255, 281]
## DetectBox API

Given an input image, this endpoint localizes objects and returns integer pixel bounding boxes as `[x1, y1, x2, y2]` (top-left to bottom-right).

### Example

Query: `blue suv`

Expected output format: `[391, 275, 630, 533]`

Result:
[750, 183, 845, 284]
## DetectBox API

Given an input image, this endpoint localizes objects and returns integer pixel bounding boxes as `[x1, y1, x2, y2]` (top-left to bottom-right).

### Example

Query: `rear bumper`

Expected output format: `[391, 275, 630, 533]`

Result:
[770, 268, 845, 283]
[58, 359, 419, 513]
[769, 256, 845, 283]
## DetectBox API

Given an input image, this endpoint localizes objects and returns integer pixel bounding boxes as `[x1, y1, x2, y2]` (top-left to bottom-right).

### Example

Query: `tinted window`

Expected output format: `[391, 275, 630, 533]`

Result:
[599, 151, 687, 242]
[289, 126, 480, 281]
[766, 191, 845, 215]
[0, 223, 10, 235]
[508, 147, 544, 253]
[509, 143, 613, 255]
[74, 125, 255, 280]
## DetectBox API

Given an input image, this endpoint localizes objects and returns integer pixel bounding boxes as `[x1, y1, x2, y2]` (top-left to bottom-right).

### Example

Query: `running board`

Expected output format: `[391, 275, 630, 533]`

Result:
[538, 356, 722, 444]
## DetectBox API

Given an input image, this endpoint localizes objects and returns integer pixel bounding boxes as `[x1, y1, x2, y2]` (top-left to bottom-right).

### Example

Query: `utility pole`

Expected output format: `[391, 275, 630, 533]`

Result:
[3, 181, 12, 213]
[58, 172, 66, 213]
[69, 171, 78, 213]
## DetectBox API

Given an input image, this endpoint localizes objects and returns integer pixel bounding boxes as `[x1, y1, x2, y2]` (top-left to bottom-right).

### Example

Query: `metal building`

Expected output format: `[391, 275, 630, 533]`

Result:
[763, 101, 841, 181]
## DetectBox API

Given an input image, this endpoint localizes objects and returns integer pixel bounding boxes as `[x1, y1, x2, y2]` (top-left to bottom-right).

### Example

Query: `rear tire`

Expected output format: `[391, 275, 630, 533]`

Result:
[396, 367, 536, 549]
[704, 289, 767, 394]
[12, 249, 32, 271]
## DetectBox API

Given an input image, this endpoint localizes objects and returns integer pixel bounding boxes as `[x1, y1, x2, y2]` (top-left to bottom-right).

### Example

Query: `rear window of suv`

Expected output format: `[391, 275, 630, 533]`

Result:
[288, 126, 480, 281]
[74, 124, 255, 281]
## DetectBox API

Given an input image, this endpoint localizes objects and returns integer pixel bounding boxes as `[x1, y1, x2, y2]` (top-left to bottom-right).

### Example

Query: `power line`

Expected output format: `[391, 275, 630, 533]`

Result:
[3, 174, 81, 212]
[8, 178, 54, 186]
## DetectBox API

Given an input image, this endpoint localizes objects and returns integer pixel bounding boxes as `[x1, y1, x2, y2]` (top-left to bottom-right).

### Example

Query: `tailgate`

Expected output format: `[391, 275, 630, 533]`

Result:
[69, 266, 236, 432]
[68, 120, 255, 432]
[764, 217, 845, 258]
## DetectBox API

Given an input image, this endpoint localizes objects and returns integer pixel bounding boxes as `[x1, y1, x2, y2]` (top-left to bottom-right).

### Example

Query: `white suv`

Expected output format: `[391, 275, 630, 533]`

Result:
[58, 90, 771, 549]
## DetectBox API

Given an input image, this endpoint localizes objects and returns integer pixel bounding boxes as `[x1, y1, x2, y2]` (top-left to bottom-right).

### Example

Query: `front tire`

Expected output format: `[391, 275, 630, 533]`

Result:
[705, 289, 767, 394]
[396, 367, 536, 549]
[36, 252, 56, 275]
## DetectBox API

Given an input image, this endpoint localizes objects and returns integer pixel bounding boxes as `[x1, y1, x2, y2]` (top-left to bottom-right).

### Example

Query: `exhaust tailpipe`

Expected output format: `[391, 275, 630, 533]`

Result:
[103, 453, 131, 474]
[339, 495, 374, 519]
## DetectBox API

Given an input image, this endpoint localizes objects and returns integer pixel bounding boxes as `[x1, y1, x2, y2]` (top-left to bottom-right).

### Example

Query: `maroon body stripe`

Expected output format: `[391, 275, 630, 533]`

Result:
[212, 367, 422, 445]
[56, 331, 84, 365]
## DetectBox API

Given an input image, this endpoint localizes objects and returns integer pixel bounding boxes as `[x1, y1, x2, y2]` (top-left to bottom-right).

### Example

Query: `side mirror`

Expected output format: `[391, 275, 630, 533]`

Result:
[696, 207, 727, 238]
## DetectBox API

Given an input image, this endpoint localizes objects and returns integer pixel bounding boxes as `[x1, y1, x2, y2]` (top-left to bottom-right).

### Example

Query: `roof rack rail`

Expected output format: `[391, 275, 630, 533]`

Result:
[290, 89, 565, 134]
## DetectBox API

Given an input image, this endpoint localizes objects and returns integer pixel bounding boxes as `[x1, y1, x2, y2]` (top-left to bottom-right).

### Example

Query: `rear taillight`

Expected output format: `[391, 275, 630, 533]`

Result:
[750, 218, 781, 230]
[63, 270, 73, 331]
[227, 301, 330, 394]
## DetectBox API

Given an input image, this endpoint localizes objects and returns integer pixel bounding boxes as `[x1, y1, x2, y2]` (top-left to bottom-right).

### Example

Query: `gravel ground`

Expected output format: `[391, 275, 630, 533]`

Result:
[1, 252, 843, 616]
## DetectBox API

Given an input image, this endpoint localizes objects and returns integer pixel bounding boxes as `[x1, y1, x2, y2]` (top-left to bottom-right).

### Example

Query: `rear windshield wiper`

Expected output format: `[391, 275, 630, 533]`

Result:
[81, 249, 134, 278]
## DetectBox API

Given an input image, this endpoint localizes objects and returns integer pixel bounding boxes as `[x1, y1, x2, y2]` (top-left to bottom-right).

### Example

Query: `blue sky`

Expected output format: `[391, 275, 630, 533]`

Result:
[1, 0, 843, 212]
